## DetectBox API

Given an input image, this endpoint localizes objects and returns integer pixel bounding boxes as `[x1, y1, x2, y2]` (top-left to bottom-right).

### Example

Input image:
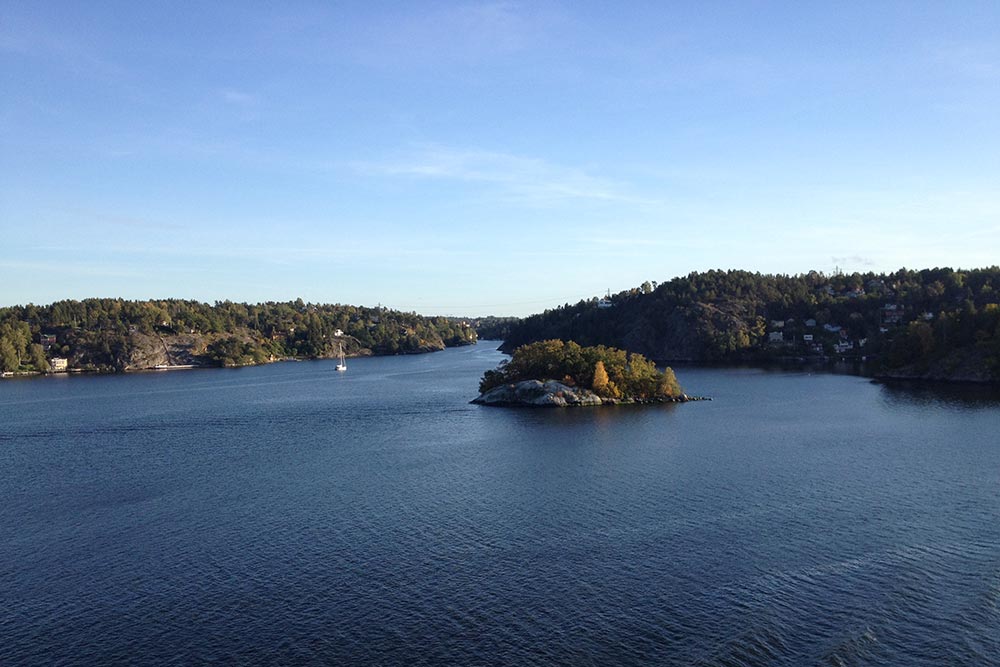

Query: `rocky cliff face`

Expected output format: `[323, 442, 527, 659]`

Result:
[66, 332, 217, 371]
[472, 380, 604, 407]
[68, 331, 368, 372]
[120, 333, 209, 369]
[472, 379, 707, 407]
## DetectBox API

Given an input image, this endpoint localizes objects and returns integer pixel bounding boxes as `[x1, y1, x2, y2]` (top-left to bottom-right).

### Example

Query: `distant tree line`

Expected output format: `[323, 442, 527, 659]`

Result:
[470, 316, 521, 341]
[0, 298, 477, 372]
[498, 268, 1000, 380]
[480, 339, 683, 400]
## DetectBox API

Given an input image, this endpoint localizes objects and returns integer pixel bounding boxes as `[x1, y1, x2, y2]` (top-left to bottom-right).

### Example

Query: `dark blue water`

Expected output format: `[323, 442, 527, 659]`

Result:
[2, 343, 999, 666]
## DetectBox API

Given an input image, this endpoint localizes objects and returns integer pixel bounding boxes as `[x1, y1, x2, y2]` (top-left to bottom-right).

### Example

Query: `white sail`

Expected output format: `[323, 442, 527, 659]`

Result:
[336, 342, 347, 371]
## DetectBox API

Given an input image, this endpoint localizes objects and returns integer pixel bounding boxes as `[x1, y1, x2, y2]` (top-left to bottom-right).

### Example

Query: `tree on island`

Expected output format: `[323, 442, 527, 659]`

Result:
[479, 339, 683, 400]
[591, 360, 610, 396]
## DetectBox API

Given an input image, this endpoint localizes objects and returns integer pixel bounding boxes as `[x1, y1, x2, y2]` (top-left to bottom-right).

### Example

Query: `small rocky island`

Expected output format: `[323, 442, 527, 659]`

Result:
[472, 339, 708, 407]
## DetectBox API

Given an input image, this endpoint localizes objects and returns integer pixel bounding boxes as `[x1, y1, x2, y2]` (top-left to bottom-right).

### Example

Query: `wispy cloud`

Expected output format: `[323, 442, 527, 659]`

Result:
[345, 2, 552, 68]
[0, 8, 125, 80]
[240, 1, 576, 75]
[0, 259, 141, 278]
[359, 144, 658, 206]
[219, 88, 258, 106]
[581, 236, 669, 248]
[927, 42, 1000, 80]
[30, 238, 474, 268]
[831, 255, 876, 268]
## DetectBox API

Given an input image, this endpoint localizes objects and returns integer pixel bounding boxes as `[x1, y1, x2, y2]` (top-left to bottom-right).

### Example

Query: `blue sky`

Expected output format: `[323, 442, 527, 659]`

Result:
[2, 1, 998, 315]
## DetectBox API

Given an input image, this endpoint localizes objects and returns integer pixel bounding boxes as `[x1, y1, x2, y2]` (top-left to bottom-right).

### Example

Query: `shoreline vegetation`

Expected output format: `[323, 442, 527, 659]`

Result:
[472, 340, 707, 407]
[496, 267, 1000, 386]
[4, 266, 999, 387]
[0, 298, 476, 377]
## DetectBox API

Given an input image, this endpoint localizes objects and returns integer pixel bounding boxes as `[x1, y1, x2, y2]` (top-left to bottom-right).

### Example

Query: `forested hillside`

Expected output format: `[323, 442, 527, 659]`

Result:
[0, 299, 476, 374]
[500, 268, 1000, 383]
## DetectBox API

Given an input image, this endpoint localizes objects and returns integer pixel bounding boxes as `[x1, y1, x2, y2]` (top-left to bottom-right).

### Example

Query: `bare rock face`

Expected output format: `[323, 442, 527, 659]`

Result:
[117, 332, 211, 370]
[471, 380, 604, 407]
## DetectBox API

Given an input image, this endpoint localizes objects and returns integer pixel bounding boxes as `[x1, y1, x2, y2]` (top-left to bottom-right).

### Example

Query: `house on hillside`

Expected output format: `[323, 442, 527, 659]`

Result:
[867, 279, 886, 292]
[50, 357, 68, 373]
[881, 304, 904, 326]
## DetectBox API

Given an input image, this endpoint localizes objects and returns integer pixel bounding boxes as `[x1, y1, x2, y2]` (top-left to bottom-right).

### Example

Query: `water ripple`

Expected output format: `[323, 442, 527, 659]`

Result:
[2, 348, 1000, 665]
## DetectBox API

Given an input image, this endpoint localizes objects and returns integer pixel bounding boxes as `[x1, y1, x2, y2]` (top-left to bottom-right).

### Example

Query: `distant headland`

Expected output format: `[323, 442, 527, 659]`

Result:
[0, 299, 475, 376]
[494, 268, 1000, 386]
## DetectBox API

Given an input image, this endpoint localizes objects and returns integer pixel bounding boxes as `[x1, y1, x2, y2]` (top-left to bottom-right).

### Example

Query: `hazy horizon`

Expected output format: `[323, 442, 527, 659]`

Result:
[4, 263, 999, 320]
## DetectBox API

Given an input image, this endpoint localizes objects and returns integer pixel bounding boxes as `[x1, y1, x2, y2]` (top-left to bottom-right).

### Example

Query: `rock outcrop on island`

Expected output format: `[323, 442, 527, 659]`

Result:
[471, 379, 706, 407]
[472, 380, 603, 407]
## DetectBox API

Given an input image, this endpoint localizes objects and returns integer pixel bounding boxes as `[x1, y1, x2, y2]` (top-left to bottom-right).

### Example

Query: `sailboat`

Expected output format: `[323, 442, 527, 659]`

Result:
[335, 343, 347, 372]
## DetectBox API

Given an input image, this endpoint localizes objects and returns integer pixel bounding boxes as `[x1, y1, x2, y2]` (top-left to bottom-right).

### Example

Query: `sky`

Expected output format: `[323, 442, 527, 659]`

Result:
[2, 1, 999, 316]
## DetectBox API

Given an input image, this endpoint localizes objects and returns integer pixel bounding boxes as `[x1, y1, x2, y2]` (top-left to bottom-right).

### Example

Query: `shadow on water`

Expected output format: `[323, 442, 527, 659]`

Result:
[666, 358, 873, 378]
[667, 359, 1000, 410]
[875, 379, 1000, 410]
